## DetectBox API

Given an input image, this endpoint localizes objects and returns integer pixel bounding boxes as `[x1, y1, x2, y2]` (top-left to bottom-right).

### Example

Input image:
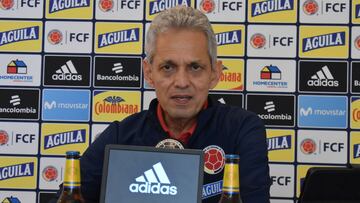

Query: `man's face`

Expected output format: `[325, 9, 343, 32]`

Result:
[144, 28, 222, 120]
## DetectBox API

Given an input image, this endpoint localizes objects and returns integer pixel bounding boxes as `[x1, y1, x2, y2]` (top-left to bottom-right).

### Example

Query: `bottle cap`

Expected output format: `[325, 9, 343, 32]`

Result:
[225, 154, 239, 159]
[66, 151, 80, 156]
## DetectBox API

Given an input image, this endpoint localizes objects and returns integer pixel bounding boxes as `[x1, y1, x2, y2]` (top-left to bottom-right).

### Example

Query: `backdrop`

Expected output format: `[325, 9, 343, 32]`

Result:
[0, 0, 359, 202]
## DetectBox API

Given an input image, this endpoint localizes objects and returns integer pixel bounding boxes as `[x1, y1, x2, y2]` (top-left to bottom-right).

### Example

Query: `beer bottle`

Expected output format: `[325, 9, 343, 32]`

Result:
[57, 151, 85, 203]
[218, 154, 243, 203]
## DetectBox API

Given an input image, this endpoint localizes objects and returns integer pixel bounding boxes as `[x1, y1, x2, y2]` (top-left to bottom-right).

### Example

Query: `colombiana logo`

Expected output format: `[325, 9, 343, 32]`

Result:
[129, 162, 177, 195]
[300, 138, 316, 154]
[302, 0, 318, 15]
[0, 0, 14, 10]
[47, 29, 63, 45]
[94, 95, 139, 115]
[250, 33, 266, 49]
[302, 32, 346, 52]
[42, 165, 58, 182]
[49, 0, 90, 13]
[0, 162, 34, 181]
[251, 0, 294, 17]
[199, 0, 215, 14]
[0, 26, 39, 47]
[98, 0, 113, 12]
[203, 145, 225, 175]
[0, 130, 9, 145]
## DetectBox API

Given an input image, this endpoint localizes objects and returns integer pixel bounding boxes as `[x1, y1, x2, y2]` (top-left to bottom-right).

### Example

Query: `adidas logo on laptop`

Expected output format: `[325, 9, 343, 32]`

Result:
[129, 162, 178, 195]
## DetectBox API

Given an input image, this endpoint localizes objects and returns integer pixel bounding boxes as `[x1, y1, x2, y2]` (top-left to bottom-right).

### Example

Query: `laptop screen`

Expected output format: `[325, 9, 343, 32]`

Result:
[100, 145, 204, 203]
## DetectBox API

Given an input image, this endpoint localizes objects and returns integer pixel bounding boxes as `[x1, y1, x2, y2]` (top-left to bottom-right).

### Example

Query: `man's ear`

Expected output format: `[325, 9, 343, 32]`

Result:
[209, 60, 222, 89]
[143, 58, 154, 88]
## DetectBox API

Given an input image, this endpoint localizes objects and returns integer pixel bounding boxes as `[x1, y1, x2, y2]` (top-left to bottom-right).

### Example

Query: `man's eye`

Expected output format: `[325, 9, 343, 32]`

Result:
[191, 64, 202, 71]
[161, 65, 173, 71]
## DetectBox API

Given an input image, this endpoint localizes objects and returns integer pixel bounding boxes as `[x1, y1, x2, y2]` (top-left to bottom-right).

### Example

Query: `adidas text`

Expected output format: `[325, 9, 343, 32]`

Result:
[129, 182, 177, 195]
[307, 79, 339, 87]
[52, 73, 82, 81]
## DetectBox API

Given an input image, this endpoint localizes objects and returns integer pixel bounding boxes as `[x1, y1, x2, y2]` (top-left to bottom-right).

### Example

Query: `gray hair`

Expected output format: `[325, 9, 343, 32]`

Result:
[145, 6, 217, 68]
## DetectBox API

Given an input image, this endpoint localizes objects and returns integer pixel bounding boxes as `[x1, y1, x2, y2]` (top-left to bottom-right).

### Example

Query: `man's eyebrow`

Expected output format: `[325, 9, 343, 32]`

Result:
[159, 60, 177, 66]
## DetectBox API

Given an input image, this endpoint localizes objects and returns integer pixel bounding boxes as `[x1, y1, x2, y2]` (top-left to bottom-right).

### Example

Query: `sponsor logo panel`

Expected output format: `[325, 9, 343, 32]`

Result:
[0, 54, 41, 86]
[300, 0, 349, 24]
[43, 55, 91, 87]
[0, 191, 36, 202]
[0, 0, 43, 18]
[298, 95, 347, 128]
[212, 24, 245, 57]
[213, 58, 243, 90]
[351, 26, 360, 59]
[96, 0, 144, 20]
[91, 124, 109, 143]
[39, 157, 65, 189]
[0, 88, 39, 120]
[44, 21, 92, 53]
[247, 25, 297, 58]
[0, 156, 37, 189]
[299, 26, 349, 58]
[92, 90, 141, 122]
[209, 92, 243, 108]
[197, 0, 246, 22]
[352, 1, 360, 24]
[46, 0, 93, 19]
[246, 94, 295, 127]
[266, 129, 295, 162]
[297, 130, 347, 164]
[269, 164, 294, 197]
[94, 56, 141, 88]
[41, 123, 89, 155]
[296, 165, 336, 197]
[248, 0, 297, 23]
[146, 0, 194, 20]
[350, 97, 360, 129]
[142, 91, 156, 110]
[0, 20, 42, 52]
[351, 62, 360, 93]
[246, 59, 296, 92]
[95, 22, 143, 54]
[298, 60, 348, 93]
[0, 122, 39, 155]
[350, 132, 360, 164]
[42, 89, 90, 121]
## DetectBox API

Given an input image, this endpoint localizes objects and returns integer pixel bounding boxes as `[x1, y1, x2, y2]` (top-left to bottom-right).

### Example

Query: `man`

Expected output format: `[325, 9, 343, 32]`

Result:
[80, 6, 270, 203]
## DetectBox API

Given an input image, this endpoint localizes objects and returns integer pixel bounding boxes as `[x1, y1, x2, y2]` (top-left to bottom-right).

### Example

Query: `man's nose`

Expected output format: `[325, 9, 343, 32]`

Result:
[174, 68, 190, 88]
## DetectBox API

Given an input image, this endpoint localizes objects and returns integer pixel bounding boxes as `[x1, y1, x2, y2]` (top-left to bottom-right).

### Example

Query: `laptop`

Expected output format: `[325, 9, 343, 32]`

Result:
[298, 167, 360, 203]
[99, 144, 204, 203]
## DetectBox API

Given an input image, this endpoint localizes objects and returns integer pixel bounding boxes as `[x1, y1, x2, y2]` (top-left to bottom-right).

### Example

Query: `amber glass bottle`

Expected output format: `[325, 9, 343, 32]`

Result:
[57, 151, 85, 203]
[218, 154, 243, 203]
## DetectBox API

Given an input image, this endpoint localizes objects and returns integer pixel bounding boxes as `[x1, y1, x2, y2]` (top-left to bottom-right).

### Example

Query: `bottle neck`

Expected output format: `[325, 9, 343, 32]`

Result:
[63, 157, 81, 189]
[222, 161, 240, 194]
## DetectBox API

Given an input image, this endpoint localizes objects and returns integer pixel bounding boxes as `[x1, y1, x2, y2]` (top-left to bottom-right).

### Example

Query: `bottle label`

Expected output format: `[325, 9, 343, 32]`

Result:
[64, 158, 81, 187]
[222, 163, 239, 193]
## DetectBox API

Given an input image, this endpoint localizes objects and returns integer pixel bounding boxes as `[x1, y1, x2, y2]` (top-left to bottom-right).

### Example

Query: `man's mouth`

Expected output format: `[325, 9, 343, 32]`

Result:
[171, 95, 192, 104]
